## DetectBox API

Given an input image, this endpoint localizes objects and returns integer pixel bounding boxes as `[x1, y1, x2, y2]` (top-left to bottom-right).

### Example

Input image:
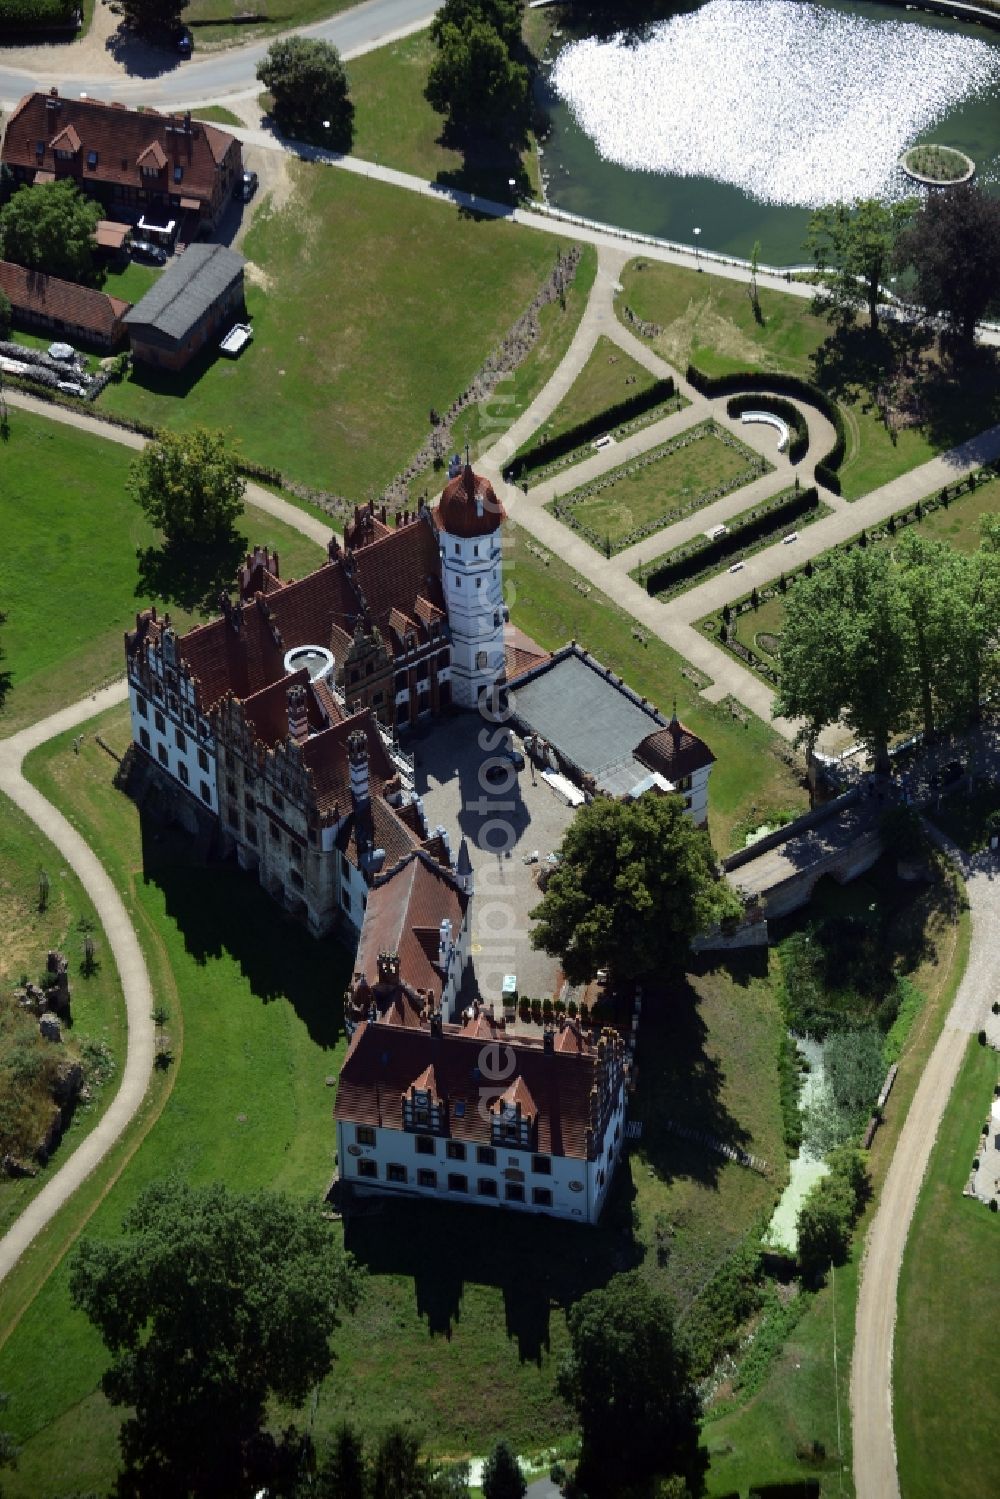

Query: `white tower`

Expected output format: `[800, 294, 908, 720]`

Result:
[432, 463, 506, 709]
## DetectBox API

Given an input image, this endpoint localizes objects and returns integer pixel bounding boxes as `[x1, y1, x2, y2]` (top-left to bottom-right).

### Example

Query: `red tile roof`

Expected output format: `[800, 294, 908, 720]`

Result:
[0, 259, 129, 342]
[350, 518, 445, 639]
[2, 92, 238, 209]
[504, 625, 550, 684]
[335, 1019, 625, 1161]
[432, 464, 505, 539]
[635, 718, 715, 782]
[355, 853, 469, 1002]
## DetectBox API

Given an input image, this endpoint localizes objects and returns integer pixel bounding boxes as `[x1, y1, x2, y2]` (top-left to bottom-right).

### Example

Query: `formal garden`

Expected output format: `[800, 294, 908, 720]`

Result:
[546, 420, 770, 555]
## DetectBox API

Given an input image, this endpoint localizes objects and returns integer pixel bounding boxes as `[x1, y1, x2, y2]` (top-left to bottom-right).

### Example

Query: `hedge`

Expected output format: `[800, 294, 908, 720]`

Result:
[0, 0, 77, 29]
[687, 364, 846, 495]
[512, 375, 675, 476]
[645, 486, 820, 595]
[725, 392, 809, 465]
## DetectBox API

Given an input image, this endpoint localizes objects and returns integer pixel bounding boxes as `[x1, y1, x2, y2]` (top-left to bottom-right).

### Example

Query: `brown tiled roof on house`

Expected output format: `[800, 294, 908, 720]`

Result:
[355, 853, 469, 1001]
[351, 518, 446, 641]
[335, 1018, 625, 1161]
[0, 260, 129, 342]
[504, 625, 550, 684]
[302, 710, 397, 820]
[635, 716, 715, 782]
[238, 669, 327, 749]
[2, 91, 238, 208]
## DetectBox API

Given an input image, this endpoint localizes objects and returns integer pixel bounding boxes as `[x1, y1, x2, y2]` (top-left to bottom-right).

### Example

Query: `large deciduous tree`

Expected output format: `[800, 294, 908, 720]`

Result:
[529, 793, 740, 985]
[257, 37, 354, 149]
[894, 531, 966, 742]
[426, 11, 530, 144]
[807, 197, 915, 331]
[69, 1180, 362, 1499]
[481, 1439, 526, 1499]
[895, 182, 1000, 346]
[774, 545, 914, 773]
[0, 180, 101, 284]
[431, 0, 525, 51]
[130, 428, 245, 546]
[559, 1272, 706, 1495]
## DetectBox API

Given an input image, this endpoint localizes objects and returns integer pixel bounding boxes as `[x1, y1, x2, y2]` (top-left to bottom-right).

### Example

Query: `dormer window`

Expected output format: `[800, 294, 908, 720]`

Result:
[87, 150, 98, 169]
[402, 1079, 444, 1134]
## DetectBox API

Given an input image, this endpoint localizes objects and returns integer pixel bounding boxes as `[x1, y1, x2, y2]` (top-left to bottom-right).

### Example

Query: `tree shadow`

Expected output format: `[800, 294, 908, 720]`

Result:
[105, 23, 183, 80]
[138, 810, 347, 1049]
[631, 973, 753, 1189]
[135, 531, 245, 616]
[810, 321, 927, 405]
[344, 1167, 641, 1360]
[914, 346, 1000, 456]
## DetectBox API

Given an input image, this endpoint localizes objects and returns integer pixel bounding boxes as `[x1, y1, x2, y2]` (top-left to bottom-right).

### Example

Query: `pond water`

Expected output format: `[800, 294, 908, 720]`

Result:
[537, 0, 1000, 265]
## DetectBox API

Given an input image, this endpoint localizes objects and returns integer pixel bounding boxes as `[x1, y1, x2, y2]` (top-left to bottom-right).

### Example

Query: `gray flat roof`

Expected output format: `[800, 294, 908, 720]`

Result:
[511, 651, 666, 795]
[124, 243, 244, 342]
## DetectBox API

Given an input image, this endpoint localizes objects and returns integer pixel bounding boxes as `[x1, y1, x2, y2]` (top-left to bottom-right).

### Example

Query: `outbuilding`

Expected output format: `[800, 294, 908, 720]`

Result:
[124, 243, 246, 371]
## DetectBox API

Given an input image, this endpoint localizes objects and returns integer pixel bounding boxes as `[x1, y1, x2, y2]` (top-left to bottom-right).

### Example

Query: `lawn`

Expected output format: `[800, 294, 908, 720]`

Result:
[0, 411, 327, 737]
[894, 1039, 999, 1499]
[618, 259, 1000, 502]
[548, 421, 769, 553]
[718, 474, 1000, 686]
[0, 706, 791, 1490]
[183, 0, 353, 47]
[0, 794, 126, 1239]
[504, 524, 807, 853]
[99, 163, 574, 497]
[704, 861, 970, 1498]
[513, 332, 686, 478]
[190, 105, 245, 128]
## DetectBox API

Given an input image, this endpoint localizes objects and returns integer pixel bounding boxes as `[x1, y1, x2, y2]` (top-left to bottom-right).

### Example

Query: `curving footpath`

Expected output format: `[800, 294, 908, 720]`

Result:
[851, 830, 995, 1499]
[0, 682, 152, 1286]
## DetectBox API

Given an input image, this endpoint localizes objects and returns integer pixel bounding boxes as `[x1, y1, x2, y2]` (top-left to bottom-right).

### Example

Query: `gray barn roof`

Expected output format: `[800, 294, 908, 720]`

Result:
[510, 649, 670, 796]
[124, 244, 244, 342]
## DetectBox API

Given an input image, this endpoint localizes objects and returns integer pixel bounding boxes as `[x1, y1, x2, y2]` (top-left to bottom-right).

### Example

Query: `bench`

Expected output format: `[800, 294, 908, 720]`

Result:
[740, 410, 790, 453]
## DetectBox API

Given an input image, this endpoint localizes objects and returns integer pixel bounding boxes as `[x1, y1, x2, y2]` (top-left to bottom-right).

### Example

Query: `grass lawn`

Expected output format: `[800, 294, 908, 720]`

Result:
[618, 260, 1000, 502]
[190, 105, 245, 127]
[0, 411, 327, 738]
[99, 163, 574, 498]
[0, 795, 126, 1239]
[100, 259, 161, 305]
[894, 1039, 999, 1499]
[704, 862, 970, 1498]
[0, 706, 790, 1489]
[514, 332, 685, 474]
[549, 422, 768, 553]
[505, 524, 806, 853]
[184, 0, 353, 47]
[717, 474, 1000, 686]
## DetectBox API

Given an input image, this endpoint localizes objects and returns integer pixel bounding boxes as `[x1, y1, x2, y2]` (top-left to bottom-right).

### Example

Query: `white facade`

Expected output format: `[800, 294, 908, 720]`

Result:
[438, 527, 506, 709]
[128, 632, 217, 816]
[336, 1093, 626, 1226]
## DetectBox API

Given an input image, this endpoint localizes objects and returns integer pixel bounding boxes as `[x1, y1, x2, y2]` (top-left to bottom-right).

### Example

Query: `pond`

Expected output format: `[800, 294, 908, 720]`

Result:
[537, 0, 1000, 265]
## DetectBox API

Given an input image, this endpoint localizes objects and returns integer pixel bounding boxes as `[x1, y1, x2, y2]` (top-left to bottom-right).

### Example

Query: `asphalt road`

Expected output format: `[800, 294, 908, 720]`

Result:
[0, 0, 439, 110]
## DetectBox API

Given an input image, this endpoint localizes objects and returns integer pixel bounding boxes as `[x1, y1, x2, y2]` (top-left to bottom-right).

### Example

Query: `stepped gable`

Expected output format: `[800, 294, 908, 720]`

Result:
[635, 713, 715, 782]
[432, 463, 506, 539]
[355, 853, 469, 1000]
[335, 1019, 621, 1160]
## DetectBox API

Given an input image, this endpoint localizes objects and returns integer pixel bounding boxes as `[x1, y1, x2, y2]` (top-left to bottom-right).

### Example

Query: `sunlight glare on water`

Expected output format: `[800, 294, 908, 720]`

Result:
[550, 0, 1000, 209]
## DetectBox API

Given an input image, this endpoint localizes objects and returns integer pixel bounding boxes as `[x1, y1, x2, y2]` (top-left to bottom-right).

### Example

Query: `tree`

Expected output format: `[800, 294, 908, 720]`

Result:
[0, 180, 101, 284]
[529, 793, 740, 985]
[118, 0, 184, 36]
[774, 546, 914, 773]
[69, 1180, 362, 1498]
[559, 1272, 706, 1494]
[315, 1422, 366, 1499]
[129, 428, 245, 546]
[0, 613, 11, 719]
[895, 182, 1000, 346]
[797, 1147, 869, 1284]
[807, 197, 914, 332]
[0, 288, 10, 341]
[894, 532, 964, 741]
[426, 18, 530, 144]
[257, 38, 354, 150]
[431, 0, 524, 51]
[481, 1439, 526, 1499]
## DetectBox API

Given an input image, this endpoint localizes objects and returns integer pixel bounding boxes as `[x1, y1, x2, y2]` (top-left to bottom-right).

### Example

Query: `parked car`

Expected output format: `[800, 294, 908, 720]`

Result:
[220, 323, 253, 357]
[236, 170, 259, 203]
[131, 239, 167, 265]
[175, 28, 193, 57]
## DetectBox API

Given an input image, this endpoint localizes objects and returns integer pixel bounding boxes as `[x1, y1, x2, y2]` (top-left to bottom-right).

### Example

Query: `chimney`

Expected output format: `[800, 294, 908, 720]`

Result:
[376, 951, 400, 986]
[429, 1009, 443, 1038]
[347, 729, 370, 811]
[455, 837, 474, 896]
[287, 684, 308, 744]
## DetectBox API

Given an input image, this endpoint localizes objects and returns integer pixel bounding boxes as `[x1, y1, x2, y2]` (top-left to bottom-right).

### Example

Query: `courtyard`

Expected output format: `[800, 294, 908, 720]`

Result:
[410, 711, 576, 1008]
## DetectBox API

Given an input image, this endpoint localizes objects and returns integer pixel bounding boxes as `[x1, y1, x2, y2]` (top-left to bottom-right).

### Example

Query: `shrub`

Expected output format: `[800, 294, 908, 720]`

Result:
[0, 0, 77, 28]
[725, 393, 809, 463]
[644, 486, 820, 596]
[979, 1029, 988, 1046]
[687, 364, 846, 494]
[514, 377, 675, 476]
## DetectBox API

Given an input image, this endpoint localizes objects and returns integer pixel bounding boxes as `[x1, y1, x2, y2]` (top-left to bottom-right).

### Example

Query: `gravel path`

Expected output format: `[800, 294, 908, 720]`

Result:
[0, 682, 150, 1286]
[851, 827, 995, 1499]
